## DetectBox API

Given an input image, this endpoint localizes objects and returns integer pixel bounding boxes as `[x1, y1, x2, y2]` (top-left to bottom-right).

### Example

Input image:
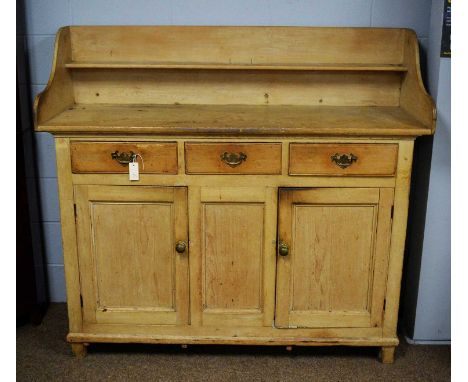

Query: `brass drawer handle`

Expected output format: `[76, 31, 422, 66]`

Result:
[278, 241, 289, 256]
[220, 152, 247, 167]
[111, 150, 136, 166]
[331, 153, 358, 169]
[175, 241, 187, 254]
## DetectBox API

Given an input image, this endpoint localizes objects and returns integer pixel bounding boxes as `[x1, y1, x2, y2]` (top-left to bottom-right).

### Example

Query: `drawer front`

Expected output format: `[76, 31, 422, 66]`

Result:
[71, 142, 178, 174]
[185, 143, 282, 174]
[289, 143, 398, 176]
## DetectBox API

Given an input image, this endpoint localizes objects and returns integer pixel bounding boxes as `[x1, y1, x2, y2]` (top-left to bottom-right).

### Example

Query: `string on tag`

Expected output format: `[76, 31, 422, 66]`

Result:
[134, 153, 145, 170]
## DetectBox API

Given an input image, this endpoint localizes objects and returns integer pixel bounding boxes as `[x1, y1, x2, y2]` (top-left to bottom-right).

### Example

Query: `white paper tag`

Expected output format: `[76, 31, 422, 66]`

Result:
[129, 162, 139, 181]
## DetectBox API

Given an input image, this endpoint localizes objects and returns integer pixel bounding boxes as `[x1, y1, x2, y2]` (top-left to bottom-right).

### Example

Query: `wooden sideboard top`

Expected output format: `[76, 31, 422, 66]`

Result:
[34, 26, 436, 137]
[38, 104, 429, 137]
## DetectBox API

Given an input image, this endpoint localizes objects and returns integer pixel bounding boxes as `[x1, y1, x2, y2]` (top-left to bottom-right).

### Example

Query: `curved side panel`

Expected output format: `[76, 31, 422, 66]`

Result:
[34, 26, 74, 129]
[400, 29, 437, 133]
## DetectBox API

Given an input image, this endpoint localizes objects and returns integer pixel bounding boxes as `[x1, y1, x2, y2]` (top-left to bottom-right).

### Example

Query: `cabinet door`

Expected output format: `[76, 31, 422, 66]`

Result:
[75, 185, 189, 326]
[193, 187, 277, 327]
[276, 188, 393, 329]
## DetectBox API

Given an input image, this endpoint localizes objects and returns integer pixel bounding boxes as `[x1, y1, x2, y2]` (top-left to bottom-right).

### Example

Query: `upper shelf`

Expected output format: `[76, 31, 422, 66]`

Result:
[34, 26, 436, 136]
[64, 61, 408, 72]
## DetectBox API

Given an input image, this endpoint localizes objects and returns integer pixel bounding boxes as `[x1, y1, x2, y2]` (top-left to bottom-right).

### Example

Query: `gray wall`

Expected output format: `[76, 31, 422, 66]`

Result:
[402, 0, 451, 343]
[18, 0, 433, 303]
[413, 57, 450, 342]
[413, 0, 451, 342]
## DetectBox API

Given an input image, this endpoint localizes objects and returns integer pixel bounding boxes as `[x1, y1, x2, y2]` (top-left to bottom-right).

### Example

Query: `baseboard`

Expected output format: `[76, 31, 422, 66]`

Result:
[404, 336, 451, 345]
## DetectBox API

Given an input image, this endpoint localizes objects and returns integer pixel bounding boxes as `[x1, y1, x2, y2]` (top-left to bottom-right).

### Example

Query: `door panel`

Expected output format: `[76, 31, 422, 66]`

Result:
[75, 185, 189, 326]
[291, 205, 375, 312]
[204, 203, 264, 310]
[93, 203, 174, 309]
[276, 188, 393, 329]
[197, 187, 277, 327]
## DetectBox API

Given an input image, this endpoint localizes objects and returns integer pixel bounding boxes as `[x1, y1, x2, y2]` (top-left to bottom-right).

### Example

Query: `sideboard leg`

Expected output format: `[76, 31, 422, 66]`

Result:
[379, 346, 395, 364]
[71, 343, 87, 359]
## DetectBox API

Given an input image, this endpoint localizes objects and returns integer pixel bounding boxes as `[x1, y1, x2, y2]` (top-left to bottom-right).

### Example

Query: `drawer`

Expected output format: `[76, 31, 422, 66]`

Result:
[70, 142, 178, 174]
[185, 142, 282, 174]
[289, 143, 398, 176]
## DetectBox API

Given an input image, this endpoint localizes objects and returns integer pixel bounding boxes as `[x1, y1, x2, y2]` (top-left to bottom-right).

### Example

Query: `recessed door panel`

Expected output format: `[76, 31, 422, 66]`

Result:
[291, 205, 375, 312]
[203, 203, 264, 311]
[92, 203, 174, 309]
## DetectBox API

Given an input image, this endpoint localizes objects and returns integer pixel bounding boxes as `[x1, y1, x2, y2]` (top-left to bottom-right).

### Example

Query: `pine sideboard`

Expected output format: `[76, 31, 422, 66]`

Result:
[35, 26, 435, 363]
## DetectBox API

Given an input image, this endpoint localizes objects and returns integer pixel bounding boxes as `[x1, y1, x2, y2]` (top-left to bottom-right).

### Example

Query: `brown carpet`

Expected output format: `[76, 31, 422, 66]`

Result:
[17, 304, 450, 382]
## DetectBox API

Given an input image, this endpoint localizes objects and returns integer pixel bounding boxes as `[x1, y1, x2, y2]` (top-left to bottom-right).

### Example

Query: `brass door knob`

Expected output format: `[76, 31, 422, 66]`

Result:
[175, 241, 187, 254]
[278, 241, 289, 256]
